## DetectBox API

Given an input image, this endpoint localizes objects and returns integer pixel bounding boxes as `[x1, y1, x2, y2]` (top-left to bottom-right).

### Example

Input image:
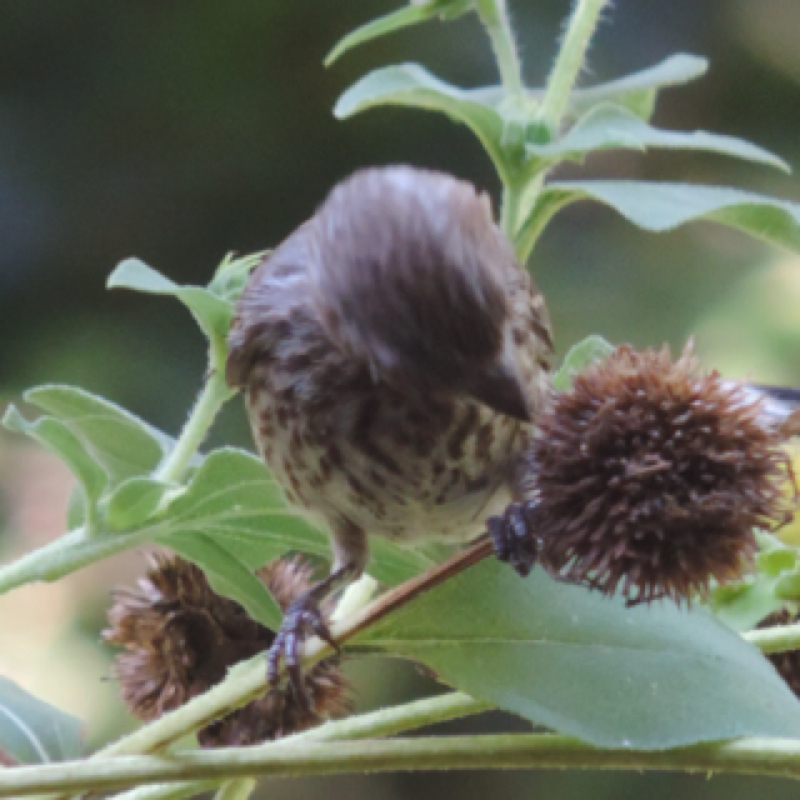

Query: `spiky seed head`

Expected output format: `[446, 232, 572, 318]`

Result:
[523, 344, 794, 604]
[104, 554, 350, 746]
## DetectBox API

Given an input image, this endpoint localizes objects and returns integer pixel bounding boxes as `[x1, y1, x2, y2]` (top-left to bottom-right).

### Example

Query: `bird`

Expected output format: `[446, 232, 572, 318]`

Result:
[226, 165, 554, 705]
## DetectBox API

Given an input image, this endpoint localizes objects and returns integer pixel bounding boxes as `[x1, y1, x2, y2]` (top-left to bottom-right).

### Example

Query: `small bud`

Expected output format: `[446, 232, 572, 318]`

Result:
[104, 555, 350, 746]
[521, 344, 794, 604]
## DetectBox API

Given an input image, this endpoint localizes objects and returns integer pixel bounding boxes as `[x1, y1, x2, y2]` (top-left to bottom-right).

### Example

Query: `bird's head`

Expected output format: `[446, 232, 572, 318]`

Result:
[309, 165, 533, 421]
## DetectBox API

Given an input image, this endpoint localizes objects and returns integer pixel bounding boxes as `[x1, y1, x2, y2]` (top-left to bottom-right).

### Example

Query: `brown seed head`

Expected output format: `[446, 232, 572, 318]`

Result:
[522, 344, 794, 604]
[104, 554, 350, 746]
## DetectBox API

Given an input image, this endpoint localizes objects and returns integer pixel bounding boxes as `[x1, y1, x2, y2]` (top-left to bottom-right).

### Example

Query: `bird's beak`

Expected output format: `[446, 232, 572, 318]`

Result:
[467, 360, 531, 422]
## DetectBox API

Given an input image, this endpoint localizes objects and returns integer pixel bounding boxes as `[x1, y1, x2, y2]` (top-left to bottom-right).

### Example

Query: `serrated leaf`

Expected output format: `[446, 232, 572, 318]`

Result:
[552, 335, 614, 392]
[21, 385, 169, 486]
[538, 181, 800, 254]
[335, 64, 514, 183]
[569, 53, 708, 119]
[326, 0, 472, 66]
[527, 104, 788, 171]
[3, 406, 106, 527]
[0, 676, 84, 764]
[106, 476, 174, 530]
[109, 258, 233, 343]
[355, 560, 800, 749]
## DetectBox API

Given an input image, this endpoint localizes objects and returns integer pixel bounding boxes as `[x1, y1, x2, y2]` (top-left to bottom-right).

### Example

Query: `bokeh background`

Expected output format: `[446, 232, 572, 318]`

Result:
[1, 0, 800, 797]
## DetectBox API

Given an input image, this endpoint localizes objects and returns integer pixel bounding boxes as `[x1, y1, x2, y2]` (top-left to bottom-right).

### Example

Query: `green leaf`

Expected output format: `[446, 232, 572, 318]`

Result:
[540, 181, 800, 254]
[552, 335, 614, 392]
[356, 560, 800, 749]
[326, 0, 472, 66]
[3, 406, 106, 528]
[165, 534, 283, 630]
[334, 64, 514, 183]
[528, 104, 788, 171]
[465, 54, 708, 124]
[208, 250, 266, 306]
[154, 448, 432, 587]
[18, 385, 169, 485]
[109, 258, 233, 344]
[569, 53, 708, 120]
[0, 676, 84, 764]
[105, 476, 175, 531]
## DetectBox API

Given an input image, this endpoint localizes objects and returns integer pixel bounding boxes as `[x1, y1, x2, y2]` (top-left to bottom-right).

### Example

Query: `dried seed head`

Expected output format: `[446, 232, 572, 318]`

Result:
[523, 344, 794, 604]
[758, 609, 800, 697]
[104, 554, 350, 746]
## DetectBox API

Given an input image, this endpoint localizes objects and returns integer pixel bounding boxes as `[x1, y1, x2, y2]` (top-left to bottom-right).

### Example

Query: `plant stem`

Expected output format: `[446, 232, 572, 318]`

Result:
[0, 526, 152, 596]
[744, 622, 800, 655]
[475, 0, 523, 98]
[155, 371, 234, 484]
[213, 779, 256, 800]
[92, 540, 491, 760]
[538, 0, 609, 131]
[11, 734, 800, 796]
[111, 782, 218, 800]
[103, 693, 489, 800]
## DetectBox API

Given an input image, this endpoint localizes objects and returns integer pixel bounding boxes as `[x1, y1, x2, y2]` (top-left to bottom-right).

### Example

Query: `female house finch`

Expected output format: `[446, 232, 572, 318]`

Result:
[226, 165, 553, 704]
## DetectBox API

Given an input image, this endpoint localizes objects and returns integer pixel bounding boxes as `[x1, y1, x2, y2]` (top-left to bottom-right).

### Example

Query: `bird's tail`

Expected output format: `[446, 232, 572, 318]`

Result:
[747, 384, 800, 437]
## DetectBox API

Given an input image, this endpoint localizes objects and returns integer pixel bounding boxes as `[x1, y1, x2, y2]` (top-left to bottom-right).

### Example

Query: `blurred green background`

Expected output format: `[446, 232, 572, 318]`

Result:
[1, 0, 800, 797]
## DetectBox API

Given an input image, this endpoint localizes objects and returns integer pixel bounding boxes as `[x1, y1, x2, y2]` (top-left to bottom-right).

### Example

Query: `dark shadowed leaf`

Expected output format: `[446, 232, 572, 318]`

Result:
[355, 559, 800, 749]
[0, 676, 84, 764]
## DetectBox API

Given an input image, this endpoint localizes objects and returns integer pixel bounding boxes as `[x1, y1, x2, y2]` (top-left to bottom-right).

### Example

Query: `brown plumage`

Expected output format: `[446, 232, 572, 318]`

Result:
[227, 165, 553, 700]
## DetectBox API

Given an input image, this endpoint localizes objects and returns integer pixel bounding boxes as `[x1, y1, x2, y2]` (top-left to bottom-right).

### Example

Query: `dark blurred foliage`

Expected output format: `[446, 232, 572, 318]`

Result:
[1, 1, 800, 797]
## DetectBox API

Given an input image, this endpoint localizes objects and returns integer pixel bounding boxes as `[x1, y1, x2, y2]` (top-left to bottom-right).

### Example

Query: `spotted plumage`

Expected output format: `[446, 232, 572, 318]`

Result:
[226, 165, 553, 703]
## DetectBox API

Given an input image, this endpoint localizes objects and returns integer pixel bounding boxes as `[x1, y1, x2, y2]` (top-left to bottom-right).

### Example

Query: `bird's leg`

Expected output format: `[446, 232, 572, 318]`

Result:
[266, 563, 356, 711]
[267, 520, 367, 712]
[488, 501, 597, 591]
[488, 501, 540, 577]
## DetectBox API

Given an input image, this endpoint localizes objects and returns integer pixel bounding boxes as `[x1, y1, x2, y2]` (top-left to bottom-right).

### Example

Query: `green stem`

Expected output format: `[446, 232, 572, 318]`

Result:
[474, 0, 523, 98]
[0, 526, 152, 596]
[744, 622, 800, 655]
[213, 779, 256, 800]
[102, 693, 489, 800]
[155, 370, 234, 484]
[110, 782, 218, 800]
[538, 0, 609, 131]
[10, 734, 800, 796]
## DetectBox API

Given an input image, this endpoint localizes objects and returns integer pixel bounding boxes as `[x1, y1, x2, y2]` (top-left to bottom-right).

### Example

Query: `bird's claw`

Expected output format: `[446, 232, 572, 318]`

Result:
[488, 501, 540, 577]
[266, 595, 339, 712]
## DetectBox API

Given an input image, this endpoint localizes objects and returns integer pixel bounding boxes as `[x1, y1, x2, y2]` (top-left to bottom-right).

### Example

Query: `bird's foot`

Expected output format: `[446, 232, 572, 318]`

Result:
[487, 501, 540, 577]
[267, 590, 339, 712]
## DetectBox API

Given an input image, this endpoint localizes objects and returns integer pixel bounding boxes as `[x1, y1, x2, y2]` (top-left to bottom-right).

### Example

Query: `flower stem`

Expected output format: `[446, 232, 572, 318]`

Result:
[75, 694, 491, 800]
[213, 779, 256, 800]
[10, 735, 800, 796]
[538, 0, 609, 131]
[155, 370, 234, 484]
[744, 622, 800, 655]
[474, 0, 523, 98]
